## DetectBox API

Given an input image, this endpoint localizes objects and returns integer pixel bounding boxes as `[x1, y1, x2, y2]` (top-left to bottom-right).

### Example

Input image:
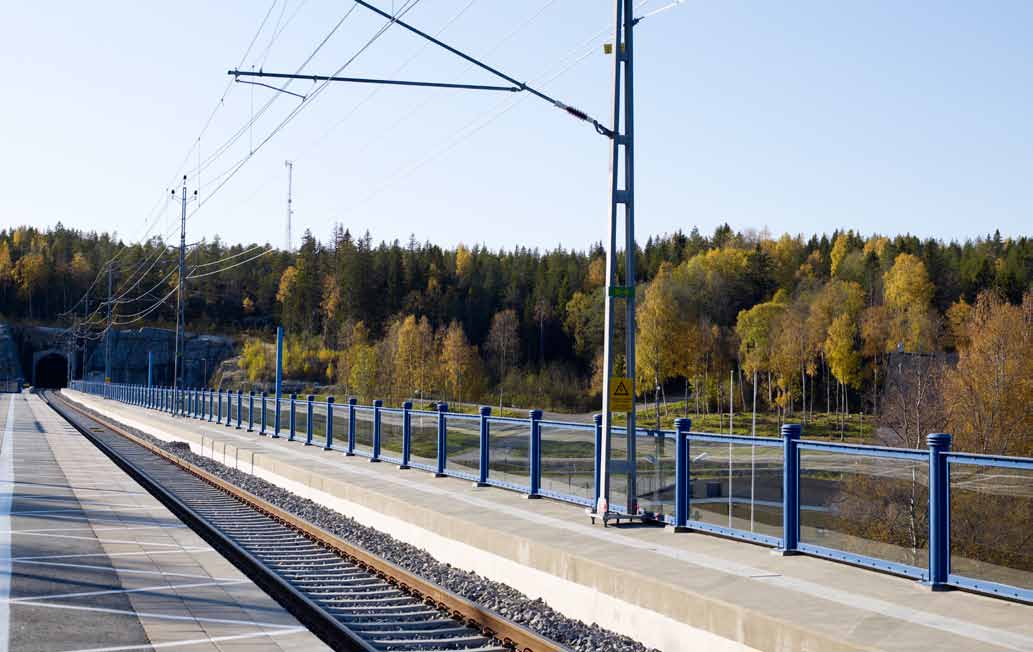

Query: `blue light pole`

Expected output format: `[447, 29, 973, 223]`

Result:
[274, 326, 283, 437]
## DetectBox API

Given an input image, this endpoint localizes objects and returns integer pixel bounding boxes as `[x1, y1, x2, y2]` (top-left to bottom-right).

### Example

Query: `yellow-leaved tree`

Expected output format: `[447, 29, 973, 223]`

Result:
[439, 321, 484, 405]
[394, 315, 437, 403]
[636, 262, 680, 421]
[276, 265, 299, 331]
[883, 253, 937, 351]
[736, 290, 788, 423]
[241, 338, 271, 384]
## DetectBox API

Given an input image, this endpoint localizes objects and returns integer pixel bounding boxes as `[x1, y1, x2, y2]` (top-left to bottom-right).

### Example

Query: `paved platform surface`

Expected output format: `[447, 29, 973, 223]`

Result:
[0, 392, 331, 652]
[63, 390, 1033, 652]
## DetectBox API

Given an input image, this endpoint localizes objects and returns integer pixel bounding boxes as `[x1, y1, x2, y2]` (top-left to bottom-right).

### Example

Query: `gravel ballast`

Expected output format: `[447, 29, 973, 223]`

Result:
[71, 399, 660, 652]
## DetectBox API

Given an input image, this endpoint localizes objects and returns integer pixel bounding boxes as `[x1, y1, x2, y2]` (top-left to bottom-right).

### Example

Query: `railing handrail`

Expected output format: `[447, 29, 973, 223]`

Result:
[67, 379, 1033, 606]
[945, 450, 1033, 468]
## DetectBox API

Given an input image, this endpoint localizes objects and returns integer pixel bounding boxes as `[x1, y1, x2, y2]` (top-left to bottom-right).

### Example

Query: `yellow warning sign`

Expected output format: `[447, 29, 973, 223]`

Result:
[609, 376, 634, 413]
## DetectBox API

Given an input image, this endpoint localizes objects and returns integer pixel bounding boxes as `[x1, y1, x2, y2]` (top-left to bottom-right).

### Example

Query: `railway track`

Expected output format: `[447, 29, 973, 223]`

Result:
[41, 390, 569, 652]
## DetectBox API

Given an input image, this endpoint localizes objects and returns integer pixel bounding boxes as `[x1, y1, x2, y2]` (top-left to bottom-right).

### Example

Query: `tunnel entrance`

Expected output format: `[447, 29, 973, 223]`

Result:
[34, 352, 68, 388]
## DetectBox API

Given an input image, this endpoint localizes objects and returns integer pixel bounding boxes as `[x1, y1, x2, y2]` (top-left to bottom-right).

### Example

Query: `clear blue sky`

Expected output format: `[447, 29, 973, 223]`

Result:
[1, 1, 1030, 251]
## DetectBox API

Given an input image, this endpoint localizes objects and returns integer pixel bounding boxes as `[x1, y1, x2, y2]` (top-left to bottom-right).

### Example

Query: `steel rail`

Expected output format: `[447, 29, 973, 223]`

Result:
[42, 390, 569, 652]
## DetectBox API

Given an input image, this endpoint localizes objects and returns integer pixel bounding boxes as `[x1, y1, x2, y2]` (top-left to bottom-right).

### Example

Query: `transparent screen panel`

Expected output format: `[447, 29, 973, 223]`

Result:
[242, 396, 254, 430]
[949, 462, 1033, 591]
[291, 401, 308, 439]
[331, 407, 350, 451]
[273, 399, 286, 434]
[446, 415, 480, 477]
[353, 407, 374, 454]
[409, 411, 439, 468]
[689, 439, 783, 538]
[488, 418, 530, 490]
[635, 429, 676, 518]
[606, 428, 631, 512]
[540, 423, 595, 502]
[310, 403, 329, 443]
[799, 449, 928, 569]
[380, 410, 404, 460]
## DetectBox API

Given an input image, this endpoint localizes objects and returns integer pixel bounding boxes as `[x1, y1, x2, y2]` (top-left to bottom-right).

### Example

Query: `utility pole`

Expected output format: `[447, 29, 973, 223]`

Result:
[171, 176, 195, 414]
[229, 1, 639, 514]
[285, 160, 294, 251]
[599, 0, 637, 516]
[105, 262, 112, 383]
[81, 295, 88, 380]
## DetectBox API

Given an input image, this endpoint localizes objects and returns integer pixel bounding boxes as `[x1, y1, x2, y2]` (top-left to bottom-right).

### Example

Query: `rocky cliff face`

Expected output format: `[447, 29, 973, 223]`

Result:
[5, 323, 236, 388]
[0, 323, 24, 381]
[81, 327, 236, 387]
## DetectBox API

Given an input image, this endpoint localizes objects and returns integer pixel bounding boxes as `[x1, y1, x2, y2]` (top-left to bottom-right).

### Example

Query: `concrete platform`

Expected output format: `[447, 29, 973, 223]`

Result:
[63, 390, 1033, 652]
[0, 392, 331, 652]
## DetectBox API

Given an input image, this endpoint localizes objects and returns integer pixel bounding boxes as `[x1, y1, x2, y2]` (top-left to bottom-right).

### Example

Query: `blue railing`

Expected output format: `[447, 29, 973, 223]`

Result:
[69, 379, 1033, 605]
[0, 378, 23, 393]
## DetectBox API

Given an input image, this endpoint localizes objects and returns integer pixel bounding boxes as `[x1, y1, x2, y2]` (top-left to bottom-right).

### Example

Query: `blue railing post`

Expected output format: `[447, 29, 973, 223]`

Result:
[236, 390, 243, 429]
[226, 390, 233, 427]
[260, 391, 268, 435]
[324, 396, 335, 450]
[346, 398, 357, 456]
[593, 414, 603, 511]
[371, 400, 383, 462]
[217, 390, 223, 424]
[779, 423, 802, 555]
[476, 406, 491, 487]
[435, 403, 448, 477]
[207, 389, 213, 421]
[247, 392, 255, 432]
[927, 432, 953, 590]
[288, 394, 297, 441]
[305, 394, 315, 445]
[527, 409, 543, 499]
[200, 389, 206, 419]
[670, 418, 692, 532]
[399, 401, 412, 469]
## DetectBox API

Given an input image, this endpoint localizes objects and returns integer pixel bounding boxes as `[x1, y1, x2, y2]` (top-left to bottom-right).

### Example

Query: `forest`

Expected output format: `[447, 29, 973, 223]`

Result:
[1, 222, 1030, 455]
